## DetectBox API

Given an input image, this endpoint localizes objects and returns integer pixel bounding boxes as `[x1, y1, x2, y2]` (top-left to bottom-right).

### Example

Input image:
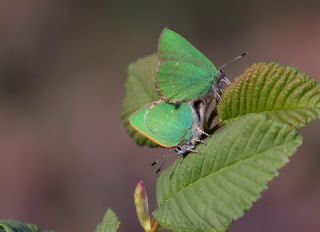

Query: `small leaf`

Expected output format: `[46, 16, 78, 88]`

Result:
[134, 181, 152, 232]
[218, 63, 320, 128]
[0, 220, 41, 232]
[154, 114, 302, 232]
[122, 54, 160, 147]
[95, 209, 120, 232]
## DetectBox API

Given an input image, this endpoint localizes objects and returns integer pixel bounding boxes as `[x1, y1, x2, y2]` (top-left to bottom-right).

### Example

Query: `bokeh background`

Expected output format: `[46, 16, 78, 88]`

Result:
[0, 0, 319, 231]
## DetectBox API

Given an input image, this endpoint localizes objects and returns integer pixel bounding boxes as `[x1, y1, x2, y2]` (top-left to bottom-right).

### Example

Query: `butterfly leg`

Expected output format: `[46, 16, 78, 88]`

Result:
[198, 101, 207, 129]
[192, 138, 207, 145]
[221, 76, 231, 85]
[213, 86, 221, 100]
[184, 147, 200, 155]
[218, 69, 231, 90]
[176, 145, 200, 156]
[196, 127, 211, 138]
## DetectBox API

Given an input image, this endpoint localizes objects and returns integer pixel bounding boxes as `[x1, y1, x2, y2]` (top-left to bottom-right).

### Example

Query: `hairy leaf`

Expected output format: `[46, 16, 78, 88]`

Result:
[218, 63, 320, 128]
[154, 114, 302, 232]
[122, 54, 160, 147]
[95, 209, 120, 232]
[0, 220, 41, 232]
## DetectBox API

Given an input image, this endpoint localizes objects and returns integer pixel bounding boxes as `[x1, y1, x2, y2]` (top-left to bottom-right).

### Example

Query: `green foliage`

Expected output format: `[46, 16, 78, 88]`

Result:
[218, 63, 320, 128]
[0, 220, 41, 232]
[95, 209, 120, 232]
[154, 114, 302, 232]
[122, 49, 319, 232]
[121, 54, 160, 147]
[122, 57, 319, 231]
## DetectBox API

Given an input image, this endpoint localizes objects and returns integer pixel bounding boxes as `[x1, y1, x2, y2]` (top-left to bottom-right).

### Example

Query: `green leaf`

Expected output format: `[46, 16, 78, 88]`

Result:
[122, 54, 160, 147]
[154, 114, 302, 232]
[95, 209, 120, 232]
[218, 63, 320, 128]
[0, 220, 41, 232]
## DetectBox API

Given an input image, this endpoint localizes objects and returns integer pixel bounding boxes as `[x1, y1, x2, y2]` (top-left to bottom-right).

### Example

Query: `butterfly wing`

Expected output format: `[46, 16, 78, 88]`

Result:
[155, 28, 219, 102]
[146, 103, 194, 147]
[129, 103, 193, 148]
[129, 105, 165, 146]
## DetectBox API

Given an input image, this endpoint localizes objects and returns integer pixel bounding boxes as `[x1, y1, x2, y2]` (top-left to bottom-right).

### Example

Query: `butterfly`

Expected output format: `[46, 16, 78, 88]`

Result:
[129, 101, 208, 173]
[155, 28, 245, 103]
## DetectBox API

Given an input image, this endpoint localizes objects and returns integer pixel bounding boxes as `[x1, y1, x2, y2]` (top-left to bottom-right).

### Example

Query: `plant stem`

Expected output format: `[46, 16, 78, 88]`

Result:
[150, 221, 159, 232]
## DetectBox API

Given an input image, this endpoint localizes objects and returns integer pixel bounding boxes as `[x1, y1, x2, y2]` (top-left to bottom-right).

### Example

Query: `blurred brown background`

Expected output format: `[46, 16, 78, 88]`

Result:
[0, 0, 319, 231]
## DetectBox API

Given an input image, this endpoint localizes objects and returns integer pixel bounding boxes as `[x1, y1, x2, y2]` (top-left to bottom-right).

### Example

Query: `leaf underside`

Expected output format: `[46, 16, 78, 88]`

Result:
[121, 54, 160, 147]
[218, 63, 320, 128]
[154, 114, 302, 232]
[0, 220, 41, 232]
[95, 209, 120, 232]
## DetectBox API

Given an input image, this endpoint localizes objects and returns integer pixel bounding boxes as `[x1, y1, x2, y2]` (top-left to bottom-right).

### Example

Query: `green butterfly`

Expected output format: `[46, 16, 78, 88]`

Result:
[155, 28, 243, 103]
[129, 102, 207, 154]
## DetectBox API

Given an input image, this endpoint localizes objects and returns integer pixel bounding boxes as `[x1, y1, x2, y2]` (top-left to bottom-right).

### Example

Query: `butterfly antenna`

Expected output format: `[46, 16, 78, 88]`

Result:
[218, 52, 247, 72]
[151, 153, 167, 166]
[156, 154, 170, 174]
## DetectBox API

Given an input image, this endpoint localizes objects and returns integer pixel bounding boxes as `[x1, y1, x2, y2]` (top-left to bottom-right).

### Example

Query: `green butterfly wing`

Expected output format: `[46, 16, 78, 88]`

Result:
[129, 102, 194, 148]
[155, 28, 219, 102]
[146, 103, 194, 146]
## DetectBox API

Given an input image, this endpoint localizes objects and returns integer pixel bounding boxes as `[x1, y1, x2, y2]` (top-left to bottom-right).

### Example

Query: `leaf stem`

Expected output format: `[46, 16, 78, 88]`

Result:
[150, 221, 159, 232]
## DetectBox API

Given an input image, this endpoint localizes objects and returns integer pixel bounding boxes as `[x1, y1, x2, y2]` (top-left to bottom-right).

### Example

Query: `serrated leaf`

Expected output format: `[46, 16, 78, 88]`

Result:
[95, 209, 120, 232]
[122, 54, 160, 147]
[218, 63, 320, 128]
[154, 114, 302, 232]
[0, 220, 41, 232]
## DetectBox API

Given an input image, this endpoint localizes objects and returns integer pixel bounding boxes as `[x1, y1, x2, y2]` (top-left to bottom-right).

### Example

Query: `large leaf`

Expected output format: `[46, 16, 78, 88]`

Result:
[0, 220, 41, 232]
[218, 63, 320, 128]
[95, 209, 120, 232]
[122, 54, 160, 147]
[154, 114, 302, 232]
